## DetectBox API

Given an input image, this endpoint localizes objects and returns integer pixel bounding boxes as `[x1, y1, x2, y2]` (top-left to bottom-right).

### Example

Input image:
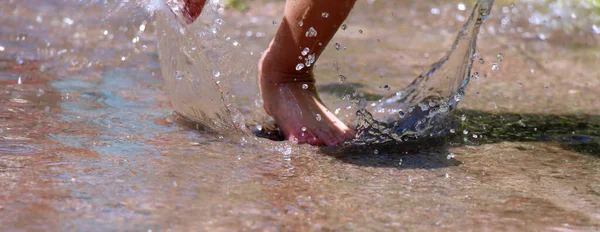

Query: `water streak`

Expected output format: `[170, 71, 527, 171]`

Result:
[353, 0, 495, 145]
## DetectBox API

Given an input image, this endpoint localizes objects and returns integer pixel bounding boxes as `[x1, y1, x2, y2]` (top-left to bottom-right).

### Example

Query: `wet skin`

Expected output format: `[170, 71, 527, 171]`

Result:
[169, 0, 357, 146]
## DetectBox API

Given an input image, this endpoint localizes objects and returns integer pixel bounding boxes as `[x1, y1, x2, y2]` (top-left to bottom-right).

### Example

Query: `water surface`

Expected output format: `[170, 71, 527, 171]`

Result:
[1, 0, 599, 231]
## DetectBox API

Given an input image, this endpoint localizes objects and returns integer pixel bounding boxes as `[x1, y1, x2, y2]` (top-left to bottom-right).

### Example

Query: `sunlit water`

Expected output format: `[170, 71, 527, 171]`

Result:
[157, 0, 493, 145]
[1, 0, 600, 231]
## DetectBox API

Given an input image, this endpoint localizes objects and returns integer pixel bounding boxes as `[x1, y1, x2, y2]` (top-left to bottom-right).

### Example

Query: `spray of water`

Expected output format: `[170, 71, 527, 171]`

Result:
[154, 0, 495, 145]
[155, 0, 257, 134]
[353, 0, 495, 145]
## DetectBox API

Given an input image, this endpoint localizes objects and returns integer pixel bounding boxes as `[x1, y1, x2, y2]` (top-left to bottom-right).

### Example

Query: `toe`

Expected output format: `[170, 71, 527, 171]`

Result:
[332, 127, 355, 145]
[344, 128, 356, 141]
[299, 130, 321, 146]
[306, 135, 323, 146]
[315, 128, 340, 146]
[286, 127, 323, 146]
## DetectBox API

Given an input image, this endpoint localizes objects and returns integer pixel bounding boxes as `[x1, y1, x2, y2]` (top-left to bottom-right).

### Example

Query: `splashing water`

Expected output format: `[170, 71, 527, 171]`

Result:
[155, 0, 495, 145]
[353, 0, 495, 145]
[155, 1, 253, 134]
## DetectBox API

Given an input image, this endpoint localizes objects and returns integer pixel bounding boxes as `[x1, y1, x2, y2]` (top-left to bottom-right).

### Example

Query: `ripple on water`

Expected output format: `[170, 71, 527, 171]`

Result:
[0, 140, 41, 155]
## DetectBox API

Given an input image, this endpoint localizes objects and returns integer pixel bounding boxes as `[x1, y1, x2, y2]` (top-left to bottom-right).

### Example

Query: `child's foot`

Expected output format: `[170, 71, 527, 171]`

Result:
[259, 71, 355, 146]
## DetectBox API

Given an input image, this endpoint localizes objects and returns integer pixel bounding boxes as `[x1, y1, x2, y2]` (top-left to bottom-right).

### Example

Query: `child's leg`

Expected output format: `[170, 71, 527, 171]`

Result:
[172, 0, 357, 146]
[259, 0, 357, 146]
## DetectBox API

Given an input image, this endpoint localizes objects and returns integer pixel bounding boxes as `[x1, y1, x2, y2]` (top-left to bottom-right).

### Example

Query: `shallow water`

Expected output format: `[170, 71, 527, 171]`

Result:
[1, 0, 600, 231]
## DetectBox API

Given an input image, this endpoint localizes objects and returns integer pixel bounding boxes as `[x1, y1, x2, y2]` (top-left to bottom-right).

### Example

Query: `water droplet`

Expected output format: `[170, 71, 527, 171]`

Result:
[430, 8, 440, 15]
[446, 153, 455, 159]
[301, 127, 307, 132]
[472, 134, 478, 138]
[305, 54, 315, 67]
[491, 63, 499, 71]
[291, 136, 299, 144]
[103, 30, 108, 35]
[418, 102, 430, 111]
[457, 3, 466, 11]
[302, 84, 309, 89]
[497, 53, 504, 62]
[463, 130, 469, 135]
[296, 63, 305, 71]
[450, 129, 456, 133]
[233, 40, 239, 46]
[62, 17, 74, 25]
[17, 76, 22, 85]
[399, 111, 405, 119]
[322, 12, 329, 18]
[315, 114, 322, 121]
[0, 46, 4, 52]
[215, 18, 224, 25]
[335, 43, 341, 51]
[213, 71, 220, 77]
[374, 149, 379, 154]
[256, 125, 262, 131]
[341, 24, 347, 30]
[305, 27, 318, 37]
[301, 47, 310, 56]
[282, 145, 292, 155]
[472, 72, 480, 80]
[335, 108, 341, 114]
[175, 71, 184, 80]
[461, 114, 466, 121]
[298, 21, 303, 27]
[338, 75, 346, 83]
[478, 58, 485, 64]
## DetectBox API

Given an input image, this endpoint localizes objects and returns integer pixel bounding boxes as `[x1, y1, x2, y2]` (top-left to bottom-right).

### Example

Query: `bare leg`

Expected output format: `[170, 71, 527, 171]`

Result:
[259, 0, 357, 146]
[172, 0, 357, 146]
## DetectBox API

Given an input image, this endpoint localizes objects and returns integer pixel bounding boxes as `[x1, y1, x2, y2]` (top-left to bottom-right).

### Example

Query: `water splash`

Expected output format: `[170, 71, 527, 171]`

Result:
[154, 0, 495, 145]
[155, 1, 251, 134]
[353, 0, 495, 145]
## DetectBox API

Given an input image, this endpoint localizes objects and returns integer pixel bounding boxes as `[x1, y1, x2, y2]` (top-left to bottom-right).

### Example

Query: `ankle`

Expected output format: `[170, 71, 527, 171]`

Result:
[259, 49, 315, 84]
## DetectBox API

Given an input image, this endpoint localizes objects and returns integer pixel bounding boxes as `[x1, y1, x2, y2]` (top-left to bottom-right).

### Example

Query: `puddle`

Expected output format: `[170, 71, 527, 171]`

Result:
[0, 0, 599, 231]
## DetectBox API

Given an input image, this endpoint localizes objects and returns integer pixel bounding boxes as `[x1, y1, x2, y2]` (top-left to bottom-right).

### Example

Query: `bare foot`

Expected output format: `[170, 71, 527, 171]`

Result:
[259, 72, 355, 146]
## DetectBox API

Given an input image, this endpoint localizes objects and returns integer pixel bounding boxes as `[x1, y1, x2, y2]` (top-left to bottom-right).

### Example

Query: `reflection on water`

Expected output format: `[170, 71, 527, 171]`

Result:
[1, 0, 599, 231]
